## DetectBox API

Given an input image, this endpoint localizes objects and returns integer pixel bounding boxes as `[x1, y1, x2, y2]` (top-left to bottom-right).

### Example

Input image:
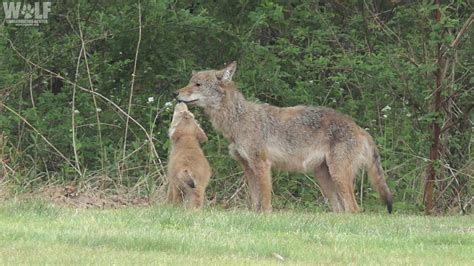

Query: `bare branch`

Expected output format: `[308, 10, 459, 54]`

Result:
[123, 1, 143, 159]
[450, 13, 473, 49]
[0, 103, 81, 176]
[77, 5, 106, 171]
[71, 45, 84, 174]
[5, 37, 166, 180]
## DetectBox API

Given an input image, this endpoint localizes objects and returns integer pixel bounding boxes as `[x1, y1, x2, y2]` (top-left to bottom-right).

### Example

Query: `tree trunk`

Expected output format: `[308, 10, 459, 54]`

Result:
[423, 0, 443, 214]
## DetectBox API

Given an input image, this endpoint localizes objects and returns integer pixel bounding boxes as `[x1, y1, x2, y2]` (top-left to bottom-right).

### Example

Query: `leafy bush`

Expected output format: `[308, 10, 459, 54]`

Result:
[0, 0, 472, 213]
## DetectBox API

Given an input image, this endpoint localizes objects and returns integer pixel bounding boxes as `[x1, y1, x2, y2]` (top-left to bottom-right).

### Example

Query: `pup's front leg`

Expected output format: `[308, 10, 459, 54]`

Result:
[190, 186, 205, 209]
[167, 183, 183, 205]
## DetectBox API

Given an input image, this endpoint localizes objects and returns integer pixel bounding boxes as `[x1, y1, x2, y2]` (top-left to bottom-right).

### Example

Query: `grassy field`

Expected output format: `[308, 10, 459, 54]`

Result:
[0, 200, 472, 265]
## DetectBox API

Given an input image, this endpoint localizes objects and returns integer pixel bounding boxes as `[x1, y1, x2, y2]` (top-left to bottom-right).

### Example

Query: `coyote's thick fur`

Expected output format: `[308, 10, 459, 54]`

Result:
[175, 62, 392, 213]
[167, 103, 211, 209]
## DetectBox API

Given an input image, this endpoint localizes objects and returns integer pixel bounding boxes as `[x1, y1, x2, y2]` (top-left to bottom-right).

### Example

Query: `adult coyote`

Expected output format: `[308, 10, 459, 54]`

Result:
[175, 62, 392, 213]
[167, 102, 211, 209]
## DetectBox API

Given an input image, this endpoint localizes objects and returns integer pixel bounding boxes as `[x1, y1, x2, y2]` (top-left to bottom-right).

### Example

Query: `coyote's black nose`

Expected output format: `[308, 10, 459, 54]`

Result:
[173, 92, 178, 98]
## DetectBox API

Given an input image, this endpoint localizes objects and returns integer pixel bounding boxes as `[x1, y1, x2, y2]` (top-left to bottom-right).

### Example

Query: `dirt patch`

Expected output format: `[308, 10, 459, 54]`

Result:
[7, 185, 162, 209]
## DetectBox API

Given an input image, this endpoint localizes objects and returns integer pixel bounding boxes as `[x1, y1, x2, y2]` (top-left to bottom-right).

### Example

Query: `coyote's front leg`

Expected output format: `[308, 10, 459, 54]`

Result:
[230, 145, 272, 212]
[250, 157, 272, 212]
[229, 144, 261, 210]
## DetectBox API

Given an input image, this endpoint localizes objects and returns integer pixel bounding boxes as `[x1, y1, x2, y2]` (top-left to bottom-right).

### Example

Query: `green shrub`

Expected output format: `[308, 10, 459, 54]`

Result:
[0, 0, 471, 213]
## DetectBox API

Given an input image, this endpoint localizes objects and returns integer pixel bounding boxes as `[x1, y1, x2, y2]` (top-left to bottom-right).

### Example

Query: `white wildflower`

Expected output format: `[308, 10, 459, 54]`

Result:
[381, 105, 391, 112]
[96, 108, 102, 112]
[272, 253, 284, 262]
[164, 101, 173, 107]
[148, 97, 155, 103]
[383, 114, 388, 118]
[74, 110, 80, 114]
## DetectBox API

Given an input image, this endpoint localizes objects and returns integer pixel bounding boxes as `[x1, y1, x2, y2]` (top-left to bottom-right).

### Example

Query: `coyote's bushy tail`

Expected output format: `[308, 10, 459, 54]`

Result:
[366, 140, 393, 214]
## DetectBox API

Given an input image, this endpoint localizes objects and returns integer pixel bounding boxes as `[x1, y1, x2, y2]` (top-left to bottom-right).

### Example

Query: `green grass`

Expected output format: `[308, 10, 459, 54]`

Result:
[0, 200, 472, 265]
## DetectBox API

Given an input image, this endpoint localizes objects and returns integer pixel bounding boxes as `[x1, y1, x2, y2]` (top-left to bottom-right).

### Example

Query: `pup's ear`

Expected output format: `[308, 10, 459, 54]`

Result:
[171, 133, 181, 142]
[215, 61, 237, 82]
[168, 126, 179, 141]
[196, 125, 208, 143]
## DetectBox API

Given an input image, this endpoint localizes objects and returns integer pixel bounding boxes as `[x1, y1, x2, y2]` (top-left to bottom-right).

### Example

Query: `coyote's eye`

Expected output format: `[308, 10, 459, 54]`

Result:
[195, 83, 201, 87]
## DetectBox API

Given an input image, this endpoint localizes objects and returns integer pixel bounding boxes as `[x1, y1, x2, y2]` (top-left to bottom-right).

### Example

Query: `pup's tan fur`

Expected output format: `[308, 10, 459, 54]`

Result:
[176, 62, 392, 213]
[167, 103, 211, 209]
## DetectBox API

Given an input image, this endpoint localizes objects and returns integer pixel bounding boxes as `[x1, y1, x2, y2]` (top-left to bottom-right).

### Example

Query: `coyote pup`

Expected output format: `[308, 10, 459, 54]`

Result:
[167, 102, 211, 209]
[175, 62, 392, 213]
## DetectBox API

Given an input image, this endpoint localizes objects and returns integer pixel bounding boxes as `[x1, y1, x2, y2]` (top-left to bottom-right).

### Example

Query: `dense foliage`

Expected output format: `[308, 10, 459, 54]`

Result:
[0, 0, 472, 213]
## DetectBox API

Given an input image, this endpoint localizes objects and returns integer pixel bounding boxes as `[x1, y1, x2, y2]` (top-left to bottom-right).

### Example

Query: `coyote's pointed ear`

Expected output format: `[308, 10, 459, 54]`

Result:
[196, 126, 208, 143]
[191, 70, 197, 76]
[215, 61, 237, 82]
